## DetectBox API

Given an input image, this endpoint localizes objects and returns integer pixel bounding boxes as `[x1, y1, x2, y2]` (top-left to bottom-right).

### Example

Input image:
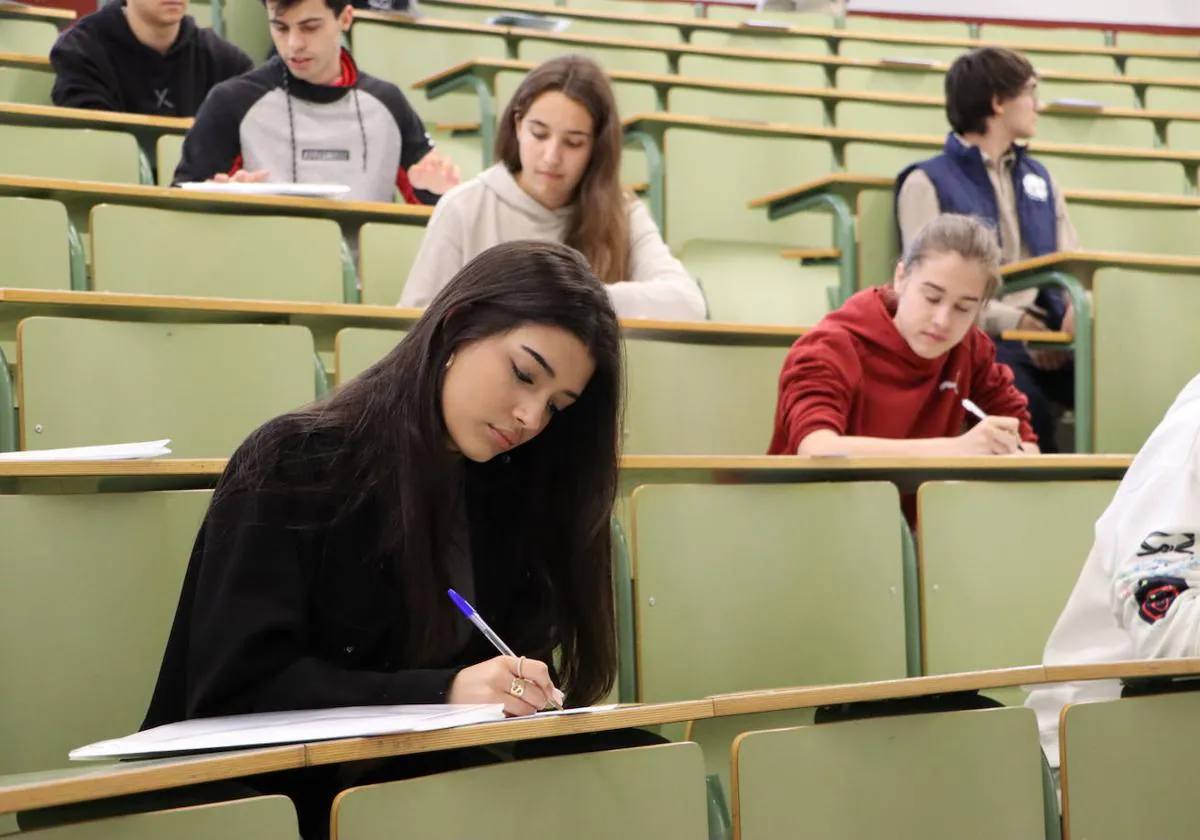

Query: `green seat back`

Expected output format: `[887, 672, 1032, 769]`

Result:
[333, 743, 708, 839]
[1024, 50, 1118, 75]
[843, 139, 924, 176]
[155, 133, 185, 187]
[1144, 85, 1200, 111]
[678, 239, 832, 325]
[18, 318, 317, 457]
[0, 65, 54, 105]
[668, 85, 825, 124]
[1037, 112, 1156, 148]
[358, 223, 427, 306]
[703, 6, 834, 27]
[837, 39, 969, 64]
[663, 128, 833, 251]
[1093, 268, 1200, 452]
[834, 65, 944, 95]
[0, 19, 59, 53]
[1120, 32, 1200, 51]
[90, 204, 346, 301]
[1061, 692, 1200, 840]
[842, 15, 969, 36]
[1125, 56, 1200, 79]
[563, 0, 686, 14]
[563, 18, 681, 42]
[979, 24, 1109, 46]
[677, 53, 828, 88]
[221, 0, 272, 60]
[1037, 79, 1137, 108]
[351, 21, 507, 124]
[15, 796, 297, 838]
[632, 482, 906, 702]
[0, 196, 71, 290]
[622, 337, 787, 454]
[335, 327, 406, 385]
[836, 100, 944, 135]
[517, 38, 670, 74]
[1067, 203, 1200, 255]
[0, 491, 211, 774]
[187, 0, 213, 28]
[632, 481, 905, 785]
[733, 707, 1047, 840]
[0, 124, 142, 183]
[1035, 150, 1186, 193]
[1165, 120, 1200, 152]
[688, 29, 829, 54]
[917, 481, 1116, 679]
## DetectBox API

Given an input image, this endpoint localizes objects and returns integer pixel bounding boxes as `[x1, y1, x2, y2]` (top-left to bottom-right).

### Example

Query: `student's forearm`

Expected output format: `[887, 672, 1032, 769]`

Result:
[797, 429, 960, 457]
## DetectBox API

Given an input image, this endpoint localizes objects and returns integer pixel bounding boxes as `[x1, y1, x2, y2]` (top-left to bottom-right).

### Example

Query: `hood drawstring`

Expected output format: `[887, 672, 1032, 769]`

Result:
[281, 63, 369, 183]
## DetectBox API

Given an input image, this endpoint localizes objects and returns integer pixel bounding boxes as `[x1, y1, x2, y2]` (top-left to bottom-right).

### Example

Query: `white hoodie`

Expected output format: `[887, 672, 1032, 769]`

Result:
[399, 164, 707, 321]
[1026, 373, 1200, 767]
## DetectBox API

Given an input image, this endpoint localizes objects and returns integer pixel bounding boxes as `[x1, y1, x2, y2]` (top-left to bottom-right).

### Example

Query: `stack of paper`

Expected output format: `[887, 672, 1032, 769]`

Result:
[71, 704, 506, 761]
[0, 440, 173, 462]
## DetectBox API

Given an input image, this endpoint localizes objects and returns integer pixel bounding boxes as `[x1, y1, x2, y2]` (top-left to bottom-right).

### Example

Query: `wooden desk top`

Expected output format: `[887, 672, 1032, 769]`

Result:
[0, 50, 50, 70]
[0, 2, 74, 26]
[358, 13, 1200, 91]
[3, 658, 1195, 815]
[415, 0, 1200, 63]
[0, 176, 435, 225]
[625, 112, 1200, 164]
[0, 102, 192, 134]
[1002, 250, 1200, 283]
[0, 289, 807, 345]
[752, 175, 1200, 213]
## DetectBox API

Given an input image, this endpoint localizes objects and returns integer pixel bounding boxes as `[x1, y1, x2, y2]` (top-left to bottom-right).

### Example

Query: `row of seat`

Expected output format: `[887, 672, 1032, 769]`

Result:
[1, 477, 1110, 776]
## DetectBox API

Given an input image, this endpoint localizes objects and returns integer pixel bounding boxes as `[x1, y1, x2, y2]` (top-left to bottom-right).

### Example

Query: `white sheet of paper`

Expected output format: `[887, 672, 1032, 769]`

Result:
[178, 182, 352, 198]
[70, 704, 505, 761]
[534, 703, 623, 718]
[0, 440, 172, 462]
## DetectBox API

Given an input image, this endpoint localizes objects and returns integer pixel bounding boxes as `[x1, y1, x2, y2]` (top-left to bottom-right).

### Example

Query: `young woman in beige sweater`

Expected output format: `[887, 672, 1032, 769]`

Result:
[400, 55, 707, 321]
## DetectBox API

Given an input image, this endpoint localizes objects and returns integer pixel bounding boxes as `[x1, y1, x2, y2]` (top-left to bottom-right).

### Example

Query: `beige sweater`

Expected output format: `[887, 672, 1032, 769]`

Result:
[400, 165, 707, 321]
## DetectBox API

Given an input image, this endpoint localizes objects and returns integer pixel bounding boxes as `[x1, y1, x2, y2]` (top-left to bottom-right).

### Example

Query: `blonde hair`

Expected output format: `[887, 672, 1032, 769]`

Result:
[900, 214, 1002, 299]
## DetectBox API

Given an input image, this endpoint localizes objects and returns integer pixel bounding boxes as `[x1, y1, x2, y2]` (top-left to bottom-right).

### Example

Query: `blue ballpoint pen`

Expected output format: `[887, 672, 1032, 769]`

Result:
[447, 588, 564, 710]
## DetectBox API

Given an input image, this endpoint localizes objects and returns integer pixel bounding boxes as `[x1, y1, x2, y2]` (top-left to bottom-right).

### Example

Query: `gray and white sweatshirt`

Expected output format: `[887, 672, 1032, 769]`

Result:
[400, 164, 707, 321]
[172, 51, 434, 204]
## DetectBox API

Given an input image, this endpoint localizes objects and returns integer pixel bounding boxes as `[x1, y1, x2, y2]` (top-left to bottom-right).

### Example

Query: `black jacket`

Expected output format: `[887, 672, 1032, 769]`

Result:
[50, 1, 252, 117]
[142, 419, 542, 729]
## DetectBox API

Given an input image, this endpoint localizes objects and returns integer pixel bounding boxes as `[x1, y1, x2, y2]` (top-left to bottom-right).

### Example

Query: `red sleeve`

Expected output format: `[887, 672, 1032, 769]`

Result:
[768, 331, 862, 455]
[395, 167, 420, 205]
[966, 331, 1038, 444]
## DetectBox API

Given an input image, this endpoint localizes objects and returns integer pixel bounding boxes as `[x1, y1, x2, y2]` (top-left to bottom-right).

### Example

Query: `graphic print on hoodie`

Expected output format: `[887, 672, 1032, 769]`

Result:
[768, 286, 1036, 455]
[50, 0, 252, 117]
[172, 51, 435, 204]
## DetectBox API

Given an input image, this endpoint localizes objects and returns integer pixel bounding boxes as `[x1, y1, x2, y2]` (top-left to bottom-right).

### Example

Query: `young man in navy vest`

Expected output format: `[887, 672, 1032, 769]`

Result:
[896, 47, 1079, 452]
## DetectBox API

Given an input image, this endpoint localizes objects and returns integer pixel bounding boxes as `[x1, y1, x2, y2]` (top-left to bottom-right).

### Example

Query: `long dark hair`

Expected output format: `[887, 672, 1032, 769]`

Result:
[495, 55, 630, 285]
[219, 241, 623, 705]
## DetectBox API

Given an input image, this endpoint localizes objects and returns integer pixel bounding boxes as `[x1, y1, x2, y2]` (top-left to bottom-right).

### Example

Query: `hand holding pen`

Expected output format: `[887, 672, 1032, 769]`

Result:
[960, 398, 1030, 455]
[445, 589, 566, 716]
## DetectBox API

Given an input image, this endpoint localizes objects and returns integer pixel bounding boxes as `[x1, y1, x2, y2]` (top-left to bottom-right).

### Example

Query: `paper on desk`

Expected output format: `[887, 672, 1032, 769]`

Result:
[70, 704, 505, 761]
[535, 703, 623, 718]
[0, 440, 172, 462]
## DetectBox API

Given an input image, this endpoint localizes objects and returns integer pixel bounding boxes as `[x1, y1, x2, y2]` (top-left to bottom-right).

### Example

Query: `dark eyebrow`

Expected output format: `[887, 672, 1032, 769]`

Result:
[272, 15, 323, 24]
[920, 280, 979, 302]
[527, 118, 591, 137]
[521, 344, 580, 400]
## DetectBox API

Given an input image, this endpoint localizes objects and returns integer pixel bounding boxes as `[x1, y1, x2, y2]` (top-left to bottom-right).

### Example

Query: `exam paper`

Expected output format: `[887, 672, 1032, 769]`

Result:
[0, 440, 172, 462]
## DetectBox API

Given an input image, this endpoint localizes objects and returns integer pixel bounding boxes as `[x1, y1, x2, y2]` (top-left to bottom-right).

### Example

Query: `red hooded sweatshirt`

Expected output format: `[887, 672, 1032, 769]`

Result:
[768, 287, 1036, 455]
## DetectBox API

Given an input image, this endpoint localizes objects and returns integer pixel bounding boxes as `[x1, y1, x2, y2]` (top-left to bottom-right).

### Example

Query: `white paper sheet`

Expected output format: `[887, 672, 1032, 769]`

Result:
[534, 703, 624, 718]
[178, 182, 352, 198]
[0, 440, 172, 462]
[70, 704, 505, 761]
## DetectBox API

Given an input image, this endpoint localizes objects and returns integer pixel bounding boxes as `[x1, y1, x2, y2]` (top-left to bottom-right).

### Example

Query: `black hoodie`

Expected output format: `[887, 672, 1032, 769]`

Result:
[50, 1, 252, 117]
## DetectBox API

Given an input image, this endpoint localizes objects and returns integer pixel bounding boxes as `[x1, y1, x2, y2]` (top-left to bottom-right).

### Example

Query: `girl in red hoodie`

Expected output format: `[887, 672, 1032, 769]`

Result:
[769, 213, 1039, 457]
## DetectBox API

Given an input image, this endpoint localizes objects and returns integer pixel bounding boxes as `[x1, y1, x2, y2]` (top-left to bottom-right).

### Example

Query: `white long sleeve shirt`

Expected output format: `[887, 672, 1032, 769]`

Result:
[1026, 373, 1200, 767]
[399, 164, 707, 321]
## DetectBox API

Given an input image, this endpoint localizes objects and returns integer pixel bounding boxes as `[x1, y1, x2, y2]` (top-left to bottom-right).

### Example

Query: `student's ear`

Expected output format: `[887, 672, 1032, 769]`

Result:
[338, 3, 353, 32]
[990, 93, 1005, 120]
[891, 260, 907, 293]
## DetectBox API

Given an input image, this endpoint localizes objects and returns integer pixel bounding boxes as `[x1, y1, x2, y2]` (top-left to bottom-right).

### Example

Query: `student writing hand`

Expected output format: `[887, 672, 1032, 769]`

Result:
[957, 415, 1023, 455]
[447, 655, 565, 717]
[408, 150, 461, 195]
[1018, 310, 1070, 371]
[210, 169, 271, 184]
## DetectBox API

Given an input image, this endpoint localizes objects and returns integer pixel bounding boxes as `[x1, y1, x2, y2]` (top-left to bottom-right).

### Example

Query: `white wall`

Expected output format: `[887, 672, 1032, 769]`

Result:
[847, 0, 1199, 28]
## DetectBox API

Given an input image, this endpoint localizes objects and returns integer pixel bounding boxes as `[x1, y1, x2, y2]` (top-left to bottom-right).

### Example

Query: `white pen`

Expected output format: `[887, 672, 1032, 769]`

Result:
[961, 398, 1028, 452]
